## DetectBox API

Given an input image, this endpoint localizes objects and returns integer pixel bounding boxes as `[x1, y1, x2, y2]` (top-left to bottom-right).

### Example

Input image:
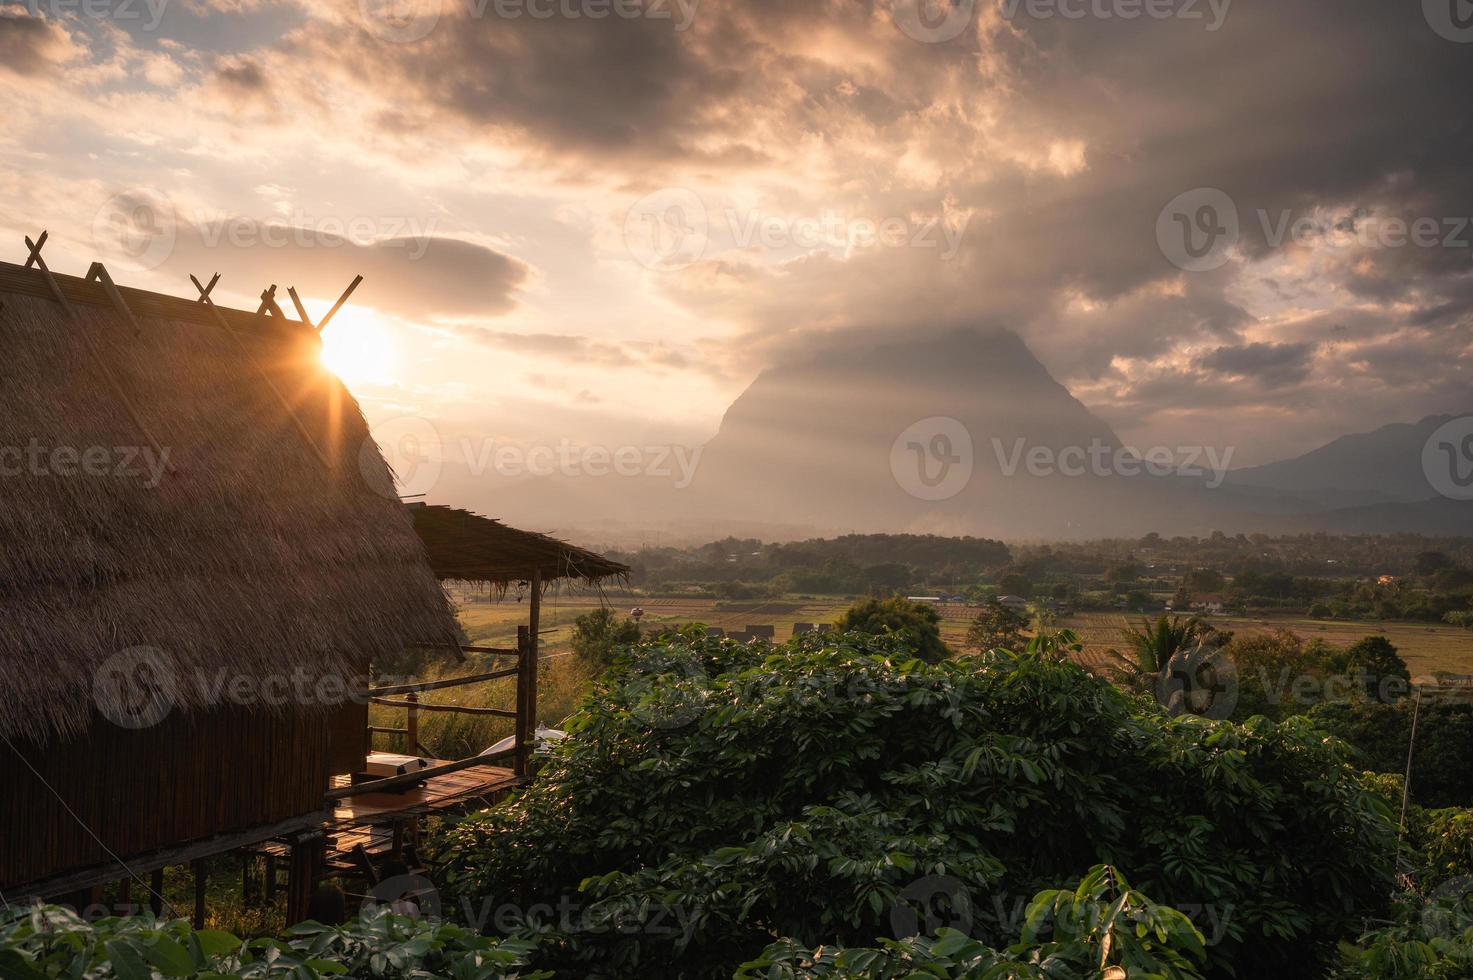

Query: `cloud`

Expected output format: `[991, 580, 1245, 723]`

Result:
[0, 11, 78, 75]
[1196, 342, 1316, 387]
[90, 196, 531, 320]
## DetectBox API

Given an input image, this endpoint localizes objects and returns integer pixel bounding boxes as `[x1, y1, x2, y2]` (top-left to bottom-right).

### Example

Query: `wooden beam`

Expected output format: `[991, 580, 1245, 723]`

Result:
[368, 697, 516, 718]
[22, 239, 173, 478]
[190, 272, 220, 304]
[194, 287, 335, 471]
[24, 235, 74, 318]
[286, 286, 315, 330]
[10, 809, 330, 901]
[314, 274, 362, 333]
[86, 262, 145, 337]
[370, 667, 520, 696]
[0, 261, 301, 334]
[23, 230, 48, 268]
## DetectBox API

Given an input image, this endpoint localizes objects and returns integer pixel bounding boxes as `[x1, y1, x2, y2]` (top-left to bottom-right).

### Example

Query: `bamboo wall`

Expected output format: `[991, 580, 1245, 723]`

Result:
[0, 706, 331, 890]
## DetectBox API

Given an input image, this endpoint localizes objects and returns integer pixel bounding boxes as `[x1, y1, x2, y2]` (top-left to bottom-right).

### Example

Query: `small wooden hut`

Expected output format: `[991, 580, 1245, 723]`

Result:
[402, 503, 629, 762]
[0, 248, 459, 908]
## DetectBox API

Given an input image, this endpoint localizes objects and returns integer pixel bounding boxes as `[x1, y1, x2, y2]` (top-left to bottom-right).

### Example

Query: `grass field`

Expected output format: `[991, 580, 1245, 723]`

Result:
[454, 591, 1473, 681]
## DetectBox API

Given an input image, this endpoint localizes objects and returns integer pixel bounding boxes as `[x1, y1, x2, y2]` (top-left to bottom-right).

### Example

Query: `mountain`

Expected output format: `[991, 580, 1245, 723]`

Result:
[1224, 415, 1467, 508]
[683, 327, 1211, 538]
[461, 331, 1470, 543]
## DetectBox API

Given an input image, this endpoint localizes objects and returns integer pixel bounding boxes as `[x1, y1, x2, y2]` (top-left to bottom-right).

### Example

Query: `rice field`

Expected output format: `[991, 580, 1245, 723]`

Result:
[449, 592, 1473, 682]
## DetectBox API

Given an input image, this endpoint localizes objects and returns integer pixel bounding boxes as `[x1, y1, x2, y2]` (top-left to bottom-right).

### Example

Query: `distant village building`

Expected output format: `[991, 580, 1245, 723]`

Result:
[1191, 594, 1226, 614]
[746, 625, 776, 639]
[997, 595, 1031, 613]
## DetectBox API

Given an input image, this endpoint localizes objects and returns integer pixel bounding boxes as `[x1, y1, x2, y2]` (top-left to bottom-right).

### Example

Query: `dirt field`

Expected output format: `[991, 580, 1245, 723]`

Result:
[455, 591, 1473, 680]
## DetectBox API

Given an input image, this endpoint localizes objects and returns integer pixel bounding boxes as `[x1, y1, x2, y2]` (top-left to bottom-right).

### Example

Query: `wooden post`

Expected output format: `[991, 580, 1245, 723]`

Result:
[149, 869, 165, 916]
[528, 568, 540, 738]
[192, 859, 207, 928]
[284, 832, 325, 926]
[514, 570, 542, 779]
[405, 691, 420, 756]
[515, 626, 531, 779]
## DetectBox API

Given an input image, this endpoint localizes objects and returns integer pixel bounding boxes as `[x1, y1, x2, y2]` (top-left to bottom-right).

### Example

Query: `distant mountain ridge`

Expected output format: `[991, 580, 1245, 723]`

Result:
[1225, 414, 1467, 507]
[469, 328, 1471, 541]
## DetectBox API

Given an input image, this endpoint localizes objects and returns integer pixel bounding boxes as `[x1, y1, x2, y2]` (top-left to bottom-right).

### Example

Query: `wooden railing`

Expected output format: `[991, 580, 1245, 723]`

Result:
[350, 626, 539, 792]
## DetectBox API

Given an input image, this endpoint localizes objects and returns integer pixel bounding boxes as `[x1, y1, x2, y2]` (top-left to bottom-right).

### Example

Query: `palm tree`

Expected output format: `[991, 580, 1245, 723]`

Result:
[1108, 614, 1207, 692]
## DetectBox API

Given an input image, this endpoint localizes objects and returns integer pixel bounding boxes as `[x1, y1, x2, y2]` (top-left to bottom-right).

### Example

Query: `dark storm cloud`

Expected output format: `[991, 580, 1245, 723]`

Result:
[0, 11, 71, 75]
[1196, 342, 1315, 387]
[217, 0, 1471, 441]
[215, 56, 268, 91]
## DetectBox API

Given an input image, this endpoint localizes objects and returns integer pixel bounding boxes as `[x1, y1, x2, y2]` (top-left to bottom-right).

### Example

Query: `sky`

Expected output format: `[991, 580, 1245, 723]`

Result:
[2, 0, 1470, 477]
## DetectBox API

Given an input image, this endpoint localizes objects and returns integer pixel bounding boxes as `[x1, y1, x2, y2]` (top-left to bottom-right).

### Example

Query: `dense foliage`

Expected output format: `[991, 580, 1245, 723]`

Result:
[739, 865, 1208, 979]
[833, 597, 948, 663]
[963, 601, 1029, 653]
[570, 607, 642, 667]
[0, 905, 543, 979]
[1311, 697, 1473, 809]
[433, 632, 1396, 978]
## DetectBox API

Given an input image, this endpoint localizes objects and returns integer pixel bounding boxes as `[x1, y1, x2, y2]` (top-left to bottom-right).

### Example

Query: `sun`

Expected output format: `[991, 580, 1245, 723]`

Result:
[318, 305, 398, 385]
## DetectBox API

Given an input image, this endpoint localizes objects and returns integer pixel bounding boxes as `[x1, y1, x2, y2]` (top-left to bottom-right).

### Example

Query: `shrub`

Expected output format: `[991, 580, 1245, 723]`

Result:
[0, 905, 544, 978]
[963, 601, 1028, 653]
[432, 632, 1395, 978]
[738, 865, 1208, 979]
[1310, 699, 1473, 809]
[833, 597, 948, 663]
[569, 606, 641, 667]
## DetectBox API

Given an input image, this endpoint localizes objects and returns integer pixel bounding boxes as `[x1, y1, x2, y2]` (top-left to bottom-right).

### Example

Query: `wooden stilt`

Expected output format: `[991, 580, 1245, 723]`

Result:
[515, 573, 542, 779]
[149, 868, 165, 916]
[192, 859, 207, 928]
[284, 832, 325, 926]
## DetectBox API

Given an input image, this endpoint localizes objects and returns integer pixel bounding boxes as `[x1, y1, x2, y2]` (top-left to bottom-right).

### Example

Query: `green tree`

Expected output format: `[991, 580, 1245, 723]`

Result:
[570, 607, 641, 667]
[1323, 636, 1412, 701]
[997, 572, 1031, 597]
[435, 633, 1396, 978]
[964, 601, 1028, 653]
[1110, 614, 1209, 692]
[836, 596, 947, 663]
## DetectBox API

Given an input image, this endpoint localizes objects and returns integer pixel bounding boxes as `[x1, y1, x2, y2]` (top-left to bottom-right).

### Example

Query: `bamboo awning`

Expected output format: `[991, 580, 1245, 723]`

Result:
[407, 503, 629, 588]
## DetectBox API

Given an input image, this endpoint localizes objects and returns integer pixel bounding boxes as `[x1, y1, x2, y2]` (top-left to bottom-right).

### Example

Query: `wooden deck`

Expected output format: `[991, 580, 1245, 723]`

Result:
[329, 754, 518, 827]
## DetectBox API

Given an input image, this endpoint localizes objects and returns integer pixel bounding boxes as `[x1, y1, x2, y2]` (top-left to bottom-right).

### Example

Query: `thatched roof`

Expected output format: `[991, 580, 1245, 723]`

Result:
[408, 504, 629, 588]
[0, 260, 460, 744]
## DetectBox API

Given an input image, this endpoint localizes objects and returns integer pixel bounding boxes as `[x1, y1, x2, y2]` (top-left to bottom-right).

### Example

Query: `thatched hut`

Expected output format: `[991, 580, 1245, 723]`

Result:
[404, 503, 628, 765]
[0, 256, 459, 907]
